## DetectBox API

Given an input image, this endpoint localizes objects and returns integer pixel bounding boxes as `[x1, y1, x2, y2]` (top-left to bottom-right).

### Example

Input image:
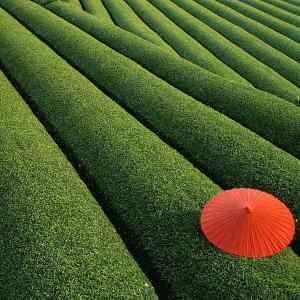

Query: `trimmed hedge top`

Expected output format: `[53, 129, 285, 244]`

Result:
[1, 0, 300, 299]
[145, 0, 300, 103]
[0, 69, 157, 299]
[194, 0, 300, 63]
[102, 0, 178, 54]
[46, 0, 300, 159]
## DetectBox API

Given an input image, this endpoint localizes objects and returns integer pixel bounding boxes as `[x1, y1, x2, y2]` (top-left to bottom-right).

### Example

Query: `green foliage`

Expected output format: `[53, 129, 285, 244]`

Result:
[145, 0, 300, 103]
[47, 0, 300, 159]
[285, 0, 300, 7]
[215, 0, 300, 43]
[2, 2, 300, 299]
[102, 0, 177, 54]
[122, 0, 250, 84]
[3, 0, 300, 214]
[195, 0, 300, 63]
[61, 0, 82, 8]
[0, 70, 157, 299]
[1, 1, 300, 299]
[263, 0, 300, 16]
[170, 0, 300, 90]
[238, 0, 300, 27]
[80, 0, 113, 23]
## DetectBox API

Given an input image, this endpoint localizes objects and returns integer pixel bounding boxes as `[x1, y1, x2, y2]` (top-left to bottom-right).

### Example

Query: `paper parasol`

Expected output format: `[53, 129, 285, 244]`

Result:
[200, 188, 295, 258]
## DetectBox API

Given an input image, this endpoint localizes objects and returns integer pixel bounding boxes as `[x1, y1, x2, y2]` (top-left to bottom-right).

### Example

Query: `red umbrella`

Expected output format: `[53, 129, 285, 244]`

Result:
[200, 188, 295, 258]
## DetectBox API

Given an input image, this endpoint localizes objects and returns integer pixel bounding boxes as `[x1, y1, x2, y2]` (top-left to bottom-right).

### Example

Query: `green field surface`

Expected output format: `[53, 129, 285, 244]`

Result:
[46, 1, 300, 158]
[124, 0, 250, 84]
[0, 69, 157, 299]
[214, 0, 300, 43]
[238, 0, 300, 26]
[194, 0, 300, 63]
[170, 0, 300, 90]
[102, 0, 177, 53]
[1, 0, 300, 299]
[261, 0, 300, 15]
[143, 0, 300, 102]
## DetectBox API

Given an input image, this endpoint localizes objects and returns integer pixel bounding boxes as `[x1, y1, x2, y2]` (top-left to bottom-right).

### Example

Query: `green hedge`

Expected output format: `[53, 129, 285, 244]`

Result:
[262, 0, 300, 16]
[79, 0, 113, 23]
[0, 69, 157, 299]
[120, 0, 250, 84]
[2, 4, 300, 299]
[215, 0, 300, 43]
[102, 0, 177, 54]
[46, 0, 300, 159]
[170, 0, 300, 90]
[195, 0, 300, 64]
[61, 0, 82, 8]
[31, 0, 57, 4]
[285, 0, 300, 7]
[145, 0, 300, 103]
[238, 0, 300, 27]
[4, 0, 300, 213]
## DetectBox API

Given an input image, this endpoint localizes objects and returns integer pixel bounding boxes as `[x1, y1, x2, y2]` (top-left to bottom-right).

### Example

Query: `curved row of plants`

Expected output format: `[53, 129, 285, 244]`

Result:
[61, 0, 82, 8]
[215, 0, 300, 43]
[262, 0, 300, 15]
[101, 0, 177, 54]
[111, 0, 249, 84]
[238, 0, 300, 27]
[79, 0, 113, 23]
[1, 4, 300, 299]
[0, 69, 157, 299]
[5, 0, 300, 218]
[142, 0, 300, 103]
[195, 0, 300, 63]
[286, 0, 300, 8]
[47, 0, 300, 159]
[169, 0, 300, 90]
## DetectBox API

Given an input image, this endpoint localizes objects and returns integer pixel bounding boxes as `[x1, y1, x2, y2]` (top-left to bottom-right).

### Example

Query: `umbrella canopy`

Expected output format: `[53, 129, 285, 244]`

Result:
[200, 188, 295, 258]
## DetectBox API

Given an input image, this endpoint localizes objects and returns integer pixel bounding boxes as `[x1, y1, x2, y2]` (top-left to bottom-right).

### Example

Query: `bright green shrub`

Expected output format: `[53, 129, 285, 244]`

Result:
[4, 0, 300, 212]
[61, 0, 82, 8]
[2, 5, 300, 299]
[145, 0, 300, 102]
[238, 0, 300, 27]
[79, 0, 113, 23]
[102, 0, 177, 54]
[215, 0, 300, 43]
[195, 0, 300, 63]
[111, 0, 250, 84]
[47, 0, 300, 159]
[170, 0, 300, 90]
[0, 70, 157, 299]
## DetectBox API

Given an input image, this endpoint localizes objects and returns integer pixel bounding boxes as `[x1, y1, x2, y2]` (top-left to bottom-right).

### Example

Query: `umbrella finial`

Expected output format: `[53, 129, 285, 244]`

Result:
[245, 204, 252, 214]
